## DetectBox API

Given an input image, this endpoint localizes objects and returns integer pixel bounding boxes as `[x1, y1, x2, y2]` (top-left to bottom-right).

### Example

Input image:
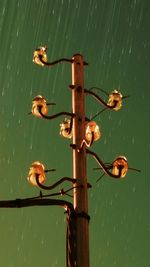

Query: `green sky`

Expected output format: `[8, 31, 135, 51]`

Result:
[0, 0, 149, 266]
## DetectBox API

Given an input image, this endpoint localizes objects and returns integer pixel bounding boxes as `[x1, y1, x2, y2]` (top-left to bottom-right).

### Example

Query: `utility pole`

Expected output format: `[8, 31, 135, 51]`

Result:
[72, 54, 89, 267]
[0, 46, 140, 267]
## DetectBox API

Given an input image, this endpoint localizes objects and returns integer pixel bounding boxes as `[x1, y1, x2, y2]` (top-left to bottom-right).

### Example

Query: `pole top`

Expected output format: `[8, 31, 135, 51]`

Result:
[72, 54, 88, 65]
[73, 53, 83, 58]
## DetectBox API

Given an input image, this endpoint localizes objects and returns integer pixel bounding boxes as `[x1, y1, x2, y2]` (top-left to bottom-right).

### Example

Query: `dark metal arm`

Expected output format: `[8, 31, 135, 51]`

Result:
[38, 106, 75, 120]
[84, 89, 117, 109]
[39, 55, 88, 67]
[36, 176, 77, 191]
[0, 195, 76, 267]
[86, 149, 122, 178]
[0, 197, 74, 211]
[39, 55, 74, 66]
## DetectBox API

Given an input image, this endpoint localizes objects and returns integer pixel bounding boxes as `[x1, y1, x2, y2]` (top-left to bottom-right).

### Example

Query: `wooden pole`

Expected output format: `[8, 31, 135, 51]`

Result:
[72, 54, 90, 267]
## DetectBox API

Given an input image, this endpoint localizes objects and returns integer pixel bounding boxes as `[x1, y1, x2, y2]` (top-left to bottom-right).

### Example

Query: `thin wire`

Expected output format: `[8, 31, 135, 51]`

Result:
[96, 173, 106, 183]
[88, 87, 109, 96]
[90, 107, 107, 120]
[28, 186, 81, 201]
[47, 103, 56, 106]
[128, 167, 141, 173]
[93, 163, 112, 170]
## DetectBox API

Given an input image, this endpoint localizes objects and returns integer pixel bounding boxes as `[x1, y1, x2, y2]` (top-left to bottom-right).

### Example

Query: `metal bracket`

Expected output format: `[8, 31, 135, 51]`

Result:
[74, 211, 90, 222]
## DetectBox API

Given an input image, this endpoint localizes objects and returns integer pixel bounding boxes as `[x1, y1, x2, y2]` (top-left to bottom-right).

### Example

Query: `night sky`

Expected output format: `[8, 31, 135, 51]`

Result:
[0, 0, 149, 266]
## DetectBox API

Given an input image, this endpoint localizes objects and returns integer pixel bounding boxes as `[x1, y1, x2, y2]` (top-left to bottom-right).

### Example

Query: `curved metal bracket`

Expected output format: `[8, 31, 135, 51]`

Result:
[36, 175, 77, 191]
[86, 149, 122, 178]
[38, 105, 75, 120]
[84, 89, 118, 110]
[38, 55, 74, 66]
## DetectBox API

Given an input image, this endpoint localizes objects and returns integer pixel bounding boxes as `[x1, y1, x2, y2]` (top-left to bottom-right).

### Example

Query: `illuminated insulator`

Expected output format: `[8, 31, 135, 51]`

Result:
[112, 156, 128, 178]
[27, 161, 46, 186]
[32, 95, 48, 117]
[33, 46, 48, 66]
[107, 90, 122, 111]
[60, 118, 72, 139]
[85, 121, 101, 143]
